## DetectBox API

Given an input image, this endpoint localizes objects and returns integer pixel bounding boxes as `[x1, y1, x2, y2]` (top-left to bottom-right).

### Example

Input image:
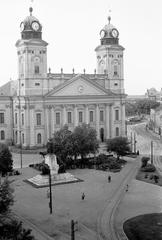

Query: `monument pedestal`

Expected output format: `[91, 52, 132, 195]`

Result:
[27, 154, 79, 187]
[27, 172, 78, 187]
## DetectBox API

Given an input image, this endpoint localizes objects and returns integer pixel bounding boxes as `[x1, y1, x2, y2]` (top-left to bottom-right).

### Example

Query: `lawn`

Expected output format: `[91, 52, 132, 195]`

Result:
[136, 168, 162, 186]
[123, 213, 162, 240]
[123, 166, 162, 239]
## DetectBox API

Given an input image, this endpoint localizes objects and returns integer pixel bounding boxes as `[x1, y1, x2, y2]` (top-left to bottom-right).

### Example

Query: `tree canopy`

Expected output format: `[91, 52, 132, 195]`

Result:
[106, 137, 131, 160]
[47, 123, 99, 163]
[0, 177, 35, 240]
[0, 144, 13, 176]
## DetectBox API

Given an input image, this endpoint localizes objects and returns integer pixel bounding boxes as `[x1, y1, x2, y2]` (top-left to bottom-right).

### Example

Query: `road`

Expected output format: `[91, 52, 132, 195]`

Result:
[127, 122, 162, 158]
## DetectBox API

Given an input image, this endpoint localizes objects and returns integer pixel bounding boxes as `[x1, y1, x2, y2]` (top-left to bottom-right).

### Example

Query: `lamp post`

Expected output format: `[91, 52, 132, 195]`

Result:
[16, 129, 22, 168]
[159, 115, 162, 143]
[49, 169, 52, 214]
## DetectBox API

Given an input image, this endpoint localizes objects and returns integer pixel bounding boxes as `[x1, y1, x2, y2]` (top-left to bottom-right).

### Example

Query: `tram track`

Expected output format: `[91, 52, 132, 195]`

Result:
[97, 156, 141, 240]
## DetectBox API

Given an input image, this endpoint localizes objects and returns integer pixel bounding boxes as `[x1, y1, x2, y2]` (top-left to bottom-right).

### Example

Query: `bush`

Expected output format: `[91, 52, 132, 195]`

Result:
[141, 163, 156, 172]
[141, 156, 150, 167]
[41, 164, 50, 175]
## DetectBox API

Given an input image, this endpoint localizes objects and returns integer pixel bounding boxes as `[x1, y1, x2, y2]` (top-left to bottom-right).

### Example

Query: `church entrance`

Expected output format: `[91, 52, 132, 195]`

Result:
[100, 128, 104, 142]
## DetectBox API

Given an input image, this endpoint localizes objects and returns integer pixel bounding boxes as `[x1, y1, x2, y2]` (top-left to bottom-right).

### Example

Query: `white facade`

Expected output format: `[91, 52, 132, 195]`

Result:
[0, 8, 127, 149]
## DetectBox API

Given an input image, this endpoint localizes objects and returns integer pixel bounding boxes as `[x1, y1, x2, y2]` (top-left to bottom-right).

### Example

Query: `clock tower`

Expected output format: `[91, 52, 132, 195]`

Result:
[95, 15, 125, 93]
[15, 7, 48, 96]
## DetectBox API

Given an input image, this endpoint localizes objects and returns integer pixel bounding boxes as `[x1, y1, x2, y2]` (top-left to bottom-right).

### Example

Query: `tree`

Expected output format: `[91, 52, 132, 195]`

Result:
[106, 137, 131, 160]
[47, 124, 72, 163]
[0, 177, 36, 240]
[73, 123, 99, 161]
[0, 143, 13, 176]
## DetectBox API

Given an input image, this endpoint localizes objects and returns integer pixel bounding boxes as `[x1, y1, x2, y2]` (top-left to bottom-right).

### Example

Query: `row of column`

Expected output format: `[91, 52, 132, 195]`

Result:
[15, 102, 125, 147]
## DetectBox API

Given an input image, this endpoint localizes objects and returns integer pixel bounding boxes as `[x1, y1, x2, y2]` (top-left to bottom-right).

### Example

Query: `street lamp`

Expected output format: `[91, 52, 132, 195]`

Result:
[159, 115, 162, 143]
[16, 129, 22, 168]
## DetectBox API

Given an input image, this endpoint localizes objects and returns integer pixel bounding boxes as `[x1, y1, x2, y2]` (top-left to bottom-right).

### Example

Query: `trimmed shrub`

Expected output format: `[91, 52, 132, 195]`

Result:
[41, 164, 50, 175]
[141, 156, 150, 167]
[141, 163, 156, 172]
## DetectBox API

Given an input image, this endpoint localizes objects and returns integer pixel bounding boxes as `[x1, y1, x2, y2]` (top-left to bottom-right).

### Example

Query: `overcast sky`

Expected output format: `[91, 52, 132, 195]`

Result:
[1, 0, 162, 95]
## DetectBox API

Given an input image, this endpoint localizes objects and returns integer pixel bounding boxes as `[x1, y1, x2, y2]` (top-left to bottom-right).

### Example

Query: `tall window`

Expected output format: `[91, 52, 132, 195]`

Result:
[34, 57, 40, 74]
[116, 127, 119, 136]
[114, 60, 118, 75]
[36, 113, 41, 125]
[1, 130, 5, 140]
[22, 113, 24, 125]
[115, 110, 119, 120]
[67, 112, 72, 124]
[89, 111, 93, 122]
[100, 110, 104, 121]
[15, 113, 17, 124]
[20, 57, 24, 74]
[56, 112, 60, 124]
[0, 113, 4, 124]
[37, 133, 41, 144]
[79, 111, 83, 123]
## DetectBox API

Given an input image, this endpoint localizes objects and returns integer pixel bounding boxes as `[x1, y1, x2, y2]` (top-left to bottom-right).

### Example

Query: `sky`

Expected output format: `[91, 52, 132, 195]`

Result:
[1, 0, 162, 95]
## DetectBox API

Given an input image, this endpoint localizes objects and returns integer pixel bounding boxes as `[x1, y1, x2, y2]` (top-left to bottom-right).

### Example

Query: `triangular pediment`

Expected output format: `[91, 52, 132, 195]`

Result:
[45, 74, 115, 97]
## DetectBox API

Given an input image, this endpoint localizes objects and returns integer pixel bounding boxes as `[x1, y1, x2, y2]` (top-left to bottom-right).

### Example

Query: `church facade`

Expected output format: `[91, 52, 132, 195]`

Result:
[0, 7, 127, 149]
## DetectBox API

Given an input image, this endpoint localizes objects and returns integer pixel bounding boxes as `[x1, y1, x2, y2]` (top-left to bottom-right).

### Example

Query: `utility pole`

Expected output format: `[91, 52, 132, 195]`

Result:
[151, 141, 153, 164]
[134, 133, 137, 154]
[71, 220, 77, 240]
[131, 132, 133, 153]
[49, 170, 52, 214]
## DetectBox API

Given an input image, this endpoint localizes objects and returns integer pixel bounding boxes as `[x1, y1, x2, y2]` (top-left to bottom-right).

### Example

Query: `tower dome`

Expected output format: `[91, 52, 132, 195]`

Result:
[20, 7, 42, 39]
[99, 15, 119, 45]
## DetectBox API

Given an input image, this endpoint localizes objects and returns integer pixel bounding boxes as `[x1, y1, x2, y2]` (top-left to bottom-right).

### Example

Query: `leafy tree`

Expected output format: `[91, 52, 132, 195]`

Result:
[73, 123, 99, 161]
[0, 178, 35, 240]
[106, 137, 131, 160]
[0, 177, 14, 216]
[0, 143, 13, 176]
[47, 124, 72, 163]
[1, 218, 35, 240]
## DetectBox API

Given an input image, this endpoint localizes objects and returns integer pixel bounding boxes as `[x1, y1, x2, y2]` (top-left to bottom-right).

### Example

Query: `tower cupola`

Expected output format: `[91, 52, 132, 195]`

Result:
[20, 7, 42, 40]
[99, 15, 119, 45]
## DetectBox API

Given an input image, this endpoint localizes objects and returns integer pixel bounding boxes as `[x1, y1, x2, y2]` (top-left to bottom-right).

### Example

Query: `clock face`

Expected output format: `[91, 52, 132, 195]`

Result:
[100, 30, 105, 38]
[111, 28, 119, 38]
[78, 86, 84, 93]
[20, 22, 24, 31]
[32, 22, 39, 31]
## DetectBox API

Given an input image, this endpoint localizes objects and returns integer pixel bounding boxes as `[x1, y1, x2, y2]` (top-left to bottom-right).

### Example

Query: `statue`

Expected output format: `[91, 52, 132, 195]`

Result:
[45, 154, 59, 175]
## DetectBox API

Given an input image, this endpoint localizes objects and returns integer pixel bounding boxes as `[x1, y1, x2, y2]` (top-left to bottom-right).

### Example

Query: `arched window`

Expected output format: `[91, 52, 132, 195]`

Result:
[113, 60, 118, 75]
[22, 133, 24, 144]
[100, 60, 105, 73]
[116, 127, 119, 137]
[34, 57, 40, 74]
[1, 130, 5, 140]
[37, 133, 41, 144]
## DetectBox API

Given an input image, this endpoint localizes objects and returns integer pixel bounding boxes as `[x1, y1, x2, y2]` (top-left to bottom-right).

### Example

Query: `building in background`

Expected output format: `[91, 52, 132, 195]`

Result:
[0, 7, 126, 149]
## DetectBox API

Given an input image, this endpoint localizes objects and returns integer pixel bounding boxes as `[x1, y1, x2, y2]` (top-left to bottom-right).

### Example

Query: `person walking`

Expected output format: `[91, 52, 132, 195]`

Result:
[126, 184, 129, 192]
[108, 175, 111, 183]
[82, 193, 85, 201]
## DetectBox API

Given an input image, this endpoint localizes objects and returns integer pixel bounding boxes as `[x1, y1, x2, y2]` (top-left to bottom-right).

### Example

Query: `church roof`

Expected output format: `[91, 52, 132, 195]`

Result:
[0, 80, 18, 96]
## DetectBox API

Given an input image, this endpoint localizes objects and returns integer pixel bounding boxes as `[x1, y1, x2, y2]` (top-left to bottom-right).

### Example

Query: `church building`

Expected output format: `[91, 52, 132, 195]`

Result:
[0, 7, 126, 149]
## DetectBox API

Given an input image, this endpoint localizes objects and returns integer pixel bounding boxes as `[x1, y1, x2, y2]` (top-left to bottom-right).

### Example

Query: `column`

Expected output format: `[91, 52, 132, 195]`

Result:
[29, 105, 35, 147]
[95, 104, 99, 139]
[22, 106, 27, 147]
[85, 104, 89, 124]
[110, 103, 114, 138]
[121, 102, 126, 136]
[74, 105, 78, 127]
[45, 105, 50, 141]
[17, 105, 21, 144]
[51, 106, 55, 136]
[63, 105, 67, 125]
[105, 103, 110, 139]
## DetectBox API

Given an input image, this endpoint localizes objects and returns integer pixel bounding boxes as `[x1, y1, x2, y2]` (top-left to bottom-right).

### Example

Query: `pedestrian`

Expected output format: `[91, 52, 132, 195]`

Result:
[108, 175, 111, 183]
[126, 184, 129, 192]
[82, 193, 85, 201]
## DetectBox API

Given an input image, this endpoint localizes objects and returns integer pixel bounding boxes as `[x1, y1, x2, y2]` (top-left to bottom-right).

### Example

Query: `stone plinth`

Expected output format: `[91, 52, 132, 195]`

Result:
[27, 172, 78, 187]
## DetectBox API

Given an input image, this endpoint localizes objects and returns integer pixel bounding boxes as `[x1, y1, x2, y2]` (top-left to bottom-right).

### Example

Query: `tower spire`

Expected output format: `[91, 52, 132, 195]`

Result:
[29, 0, 34, 15]
[108, 6, 111, 24]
